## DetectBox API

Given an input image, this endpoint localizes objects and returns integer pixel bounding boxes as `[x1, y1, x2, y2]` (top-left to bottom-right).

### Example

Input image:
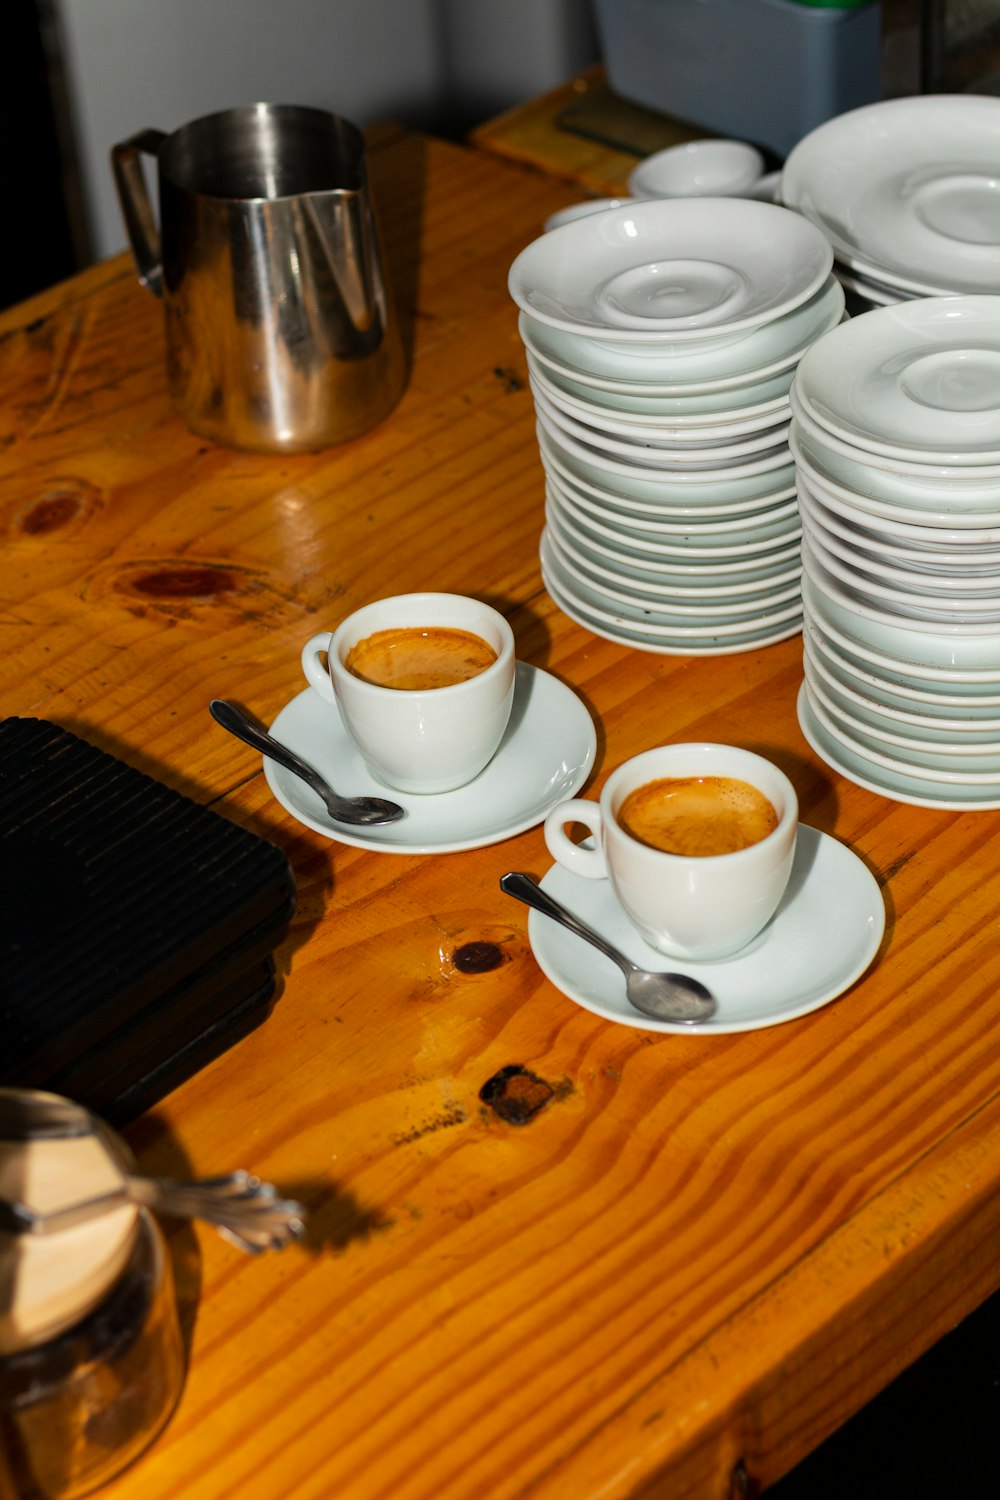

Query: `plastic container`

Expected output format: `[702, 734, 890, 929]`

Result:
[593, 0, 881, 160]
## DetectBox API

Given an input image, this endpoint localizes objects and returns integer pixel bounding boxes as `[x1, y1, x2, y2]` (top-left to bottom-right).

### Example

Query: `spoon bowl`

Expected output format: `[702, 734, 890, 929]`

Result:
[500, 872, 716, 1024]
[210, 699, 404, 826]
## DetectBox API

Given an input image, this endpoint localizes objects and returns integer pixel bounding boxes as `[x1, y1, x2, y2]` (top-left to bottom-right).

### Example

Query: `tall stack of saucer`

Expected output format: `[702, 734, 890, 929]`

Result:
[507, 197, 840, 654]
[791, 295, 1000, 811]
[782, 95, 1000, 308]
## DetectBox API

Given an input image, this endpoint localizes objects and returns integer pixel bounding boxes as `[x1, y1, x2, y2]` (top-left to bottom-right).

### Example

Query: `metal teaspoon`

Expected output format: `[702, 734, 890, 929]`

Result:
[500, 872, 716, 1025]
[209, 699, 404, 826]
[0, 1171, 306, 1256]
[0, 1091, 305, 1255]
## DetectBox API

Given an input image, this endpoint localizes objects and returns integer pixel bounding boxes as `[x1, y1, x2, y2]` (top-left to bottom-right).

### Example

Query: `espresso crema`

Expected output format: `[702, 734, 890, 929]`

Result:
[617, 775, 778, 857]
[344, 626, 497, 691]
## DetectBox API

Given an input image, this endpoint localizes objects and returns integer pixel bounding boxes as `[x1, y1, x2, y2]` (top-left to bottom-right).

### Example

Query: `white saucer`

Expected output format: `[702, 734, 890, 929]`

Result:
[543, 197, 634, 232]
[781, 95, 1000, 297]
[508, 197, 833, 341]
[527, 356, 794, 427]
[794, 299, 1000, 465]
[797, 680, 1000, 810]
[545, 525, 802, 617]
[527, 824, 884, 1034]
[543, 531, 802, 635]
[547, 513, 802, 596]
[835, 268, 907, 308]
[543, 556, 803, 657]
[264, 664, 597, 854]
[534, 384, 790, 461]
[519, 278, 844, 393]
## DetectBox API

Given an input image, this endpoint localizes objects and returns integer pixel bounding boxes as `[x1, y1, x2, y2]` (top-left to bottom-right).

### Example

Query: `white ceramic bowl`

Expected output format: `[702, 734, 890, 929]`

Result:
[628, 139, 765, 199]
[508, 197, 833, 342]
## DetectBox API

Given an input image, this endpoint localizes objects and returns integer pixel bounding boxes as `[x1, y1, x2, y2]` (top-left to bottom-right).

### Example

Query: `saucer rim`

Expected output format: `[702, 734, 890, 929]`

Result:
[544, 559, 803, 655]
[509, 196, 833, 342]
[781, 95, 1000, 295]
[264, 663, 597, 854]
[528, 823, 885, 1034]
[797, 681, 1000, 810]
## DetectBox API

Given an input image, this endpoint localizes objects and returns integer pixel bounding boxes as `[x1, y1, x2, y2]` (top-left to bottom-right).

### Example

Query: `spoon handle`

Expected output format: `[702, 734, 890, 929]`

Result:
[125, 1171, 307, 1255]
[0, 1172, 307, 1256]
[500, 872, 630, 977]
[210, 698, 329, 800]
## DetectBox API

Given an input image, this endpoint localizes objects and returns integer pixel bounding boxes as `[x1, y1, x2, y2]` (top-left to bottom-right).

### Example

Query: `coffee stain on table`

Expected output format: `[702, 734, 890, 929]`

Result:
[392, 1105, 468, 1146]
[479, 1065, 572, 1125]
[452, 940, 505, 974]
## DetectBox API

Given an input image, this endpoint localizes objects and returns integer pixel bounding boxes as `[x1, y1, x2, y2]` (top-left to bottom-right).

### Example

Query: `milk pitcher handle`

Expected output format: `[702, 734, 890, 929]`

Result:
[111, 129, 168, 297]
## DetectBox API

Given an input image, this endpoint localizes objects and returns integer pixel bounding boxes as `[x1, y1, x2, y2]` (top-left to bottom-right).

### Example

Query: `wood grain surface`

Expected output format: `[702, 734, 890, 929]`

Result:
[469, 66, 703, 201]
[2, 122, 1000, 1500]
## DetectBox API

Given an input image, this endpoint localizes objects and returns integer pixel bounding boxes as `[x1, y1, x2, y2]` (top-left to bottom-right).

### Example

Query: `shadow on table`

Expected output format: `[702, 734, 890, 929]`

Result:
[767, 1283, 1000, 1498]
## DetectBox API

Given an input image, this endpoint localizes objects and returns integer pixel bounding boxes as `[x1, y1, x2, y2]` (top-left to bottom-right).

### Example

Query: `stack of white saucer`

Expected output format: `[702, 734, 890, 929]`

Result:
[791, 295, 1000, 810]
[507, 197, 840, 654]
[782, 95, 1000, 308]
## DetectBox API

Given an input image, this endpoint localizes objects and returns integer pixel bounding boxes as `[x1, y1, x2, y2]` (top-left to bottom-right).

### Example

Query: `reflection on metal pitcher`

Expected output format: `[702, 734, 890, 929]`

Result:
[112, 103, 405, 453]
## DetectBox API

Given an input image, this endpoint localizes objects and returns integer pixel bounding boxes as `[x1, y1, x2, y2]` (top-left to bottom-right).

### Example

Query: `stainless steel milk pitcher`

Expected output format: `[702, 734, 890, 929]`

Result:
[112, 104, 405, 453]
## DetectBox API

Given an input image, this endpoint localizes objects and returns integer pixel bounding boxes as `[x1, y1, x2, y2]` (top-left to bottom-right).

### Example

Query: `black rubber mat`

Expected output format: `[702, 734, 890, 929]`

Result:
[0, 717, 295, 1121]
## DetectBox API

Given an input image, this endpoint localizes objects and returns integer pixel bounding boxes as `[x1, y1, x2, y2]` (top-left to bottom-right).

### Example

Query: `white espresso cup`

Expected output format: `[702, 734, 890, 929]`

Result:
[544, 743, 798, 961]
[301, 592, 516, 794]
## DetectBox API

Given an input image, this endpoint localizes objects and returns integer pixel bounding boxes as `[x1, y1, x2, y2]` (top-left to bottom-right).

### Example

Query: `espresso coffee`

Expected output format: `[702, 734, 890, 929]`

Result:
[618, 775, 778, 857]
[345, 626, 497, 691]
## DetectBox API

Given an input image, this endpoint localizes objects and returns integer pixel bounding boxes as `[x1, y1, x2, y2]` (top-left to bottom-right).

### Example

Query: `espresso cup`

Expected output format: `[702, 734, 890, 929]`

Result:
[301, 593, 516, 794]
[544, 743, 798, 961]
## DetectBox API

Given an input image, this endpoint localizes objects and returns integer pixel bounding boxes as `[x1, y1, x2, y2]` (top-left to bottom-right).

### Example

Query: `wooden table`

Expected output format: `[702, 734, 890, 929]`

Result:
[3, 114, 1000, 1500]
[469, 64, 709, 202]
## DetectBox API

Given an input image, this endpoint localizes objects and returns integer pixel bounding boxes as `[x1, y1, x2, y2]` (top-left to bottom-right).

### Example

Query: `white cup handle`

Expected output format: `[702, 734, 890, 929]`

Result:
[301, 632, 336, 703]
[543, 798, 607, 880]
